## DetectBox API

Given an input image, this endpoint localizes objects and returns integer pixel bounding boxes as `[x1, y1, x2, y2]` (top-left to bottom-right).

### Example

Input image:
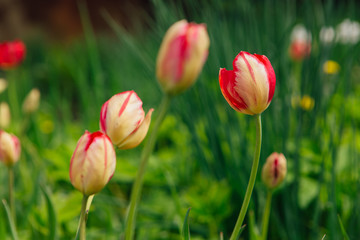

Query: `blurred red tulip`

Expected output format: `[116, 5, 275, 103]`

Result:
[0, 40, 26, 69]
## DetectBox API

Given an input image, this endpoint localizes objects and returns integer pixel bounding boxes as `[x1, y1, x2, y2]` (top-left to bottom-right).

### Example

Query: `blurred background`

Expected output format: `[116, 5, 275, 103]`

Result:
[0, 0, 360, 239]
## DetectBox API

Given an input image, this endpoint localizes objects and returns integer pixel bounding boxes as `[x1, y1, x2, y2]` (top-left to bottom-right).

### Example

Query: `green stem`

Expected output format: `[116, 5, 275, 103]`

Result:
[8, 74, 20, 122]
[229, 114, 262, 240]
[8, 166, 16, 226]
[75, 195, 90, 240]
[124, 94, 171, 240]
[261, 190, 273, 240]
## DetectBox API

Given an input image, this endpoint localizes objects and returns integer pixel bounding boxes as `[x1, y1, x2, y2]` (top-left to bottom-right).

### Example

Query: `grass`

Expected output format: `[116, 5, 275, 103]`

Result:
[1, 0, 360, 239]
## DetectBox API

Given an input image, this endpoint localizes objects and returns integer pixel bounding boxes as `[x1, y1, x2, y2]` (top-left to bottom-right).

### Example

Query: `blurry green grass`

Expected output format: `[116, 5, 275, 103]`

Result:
[1, 0, 360, 239]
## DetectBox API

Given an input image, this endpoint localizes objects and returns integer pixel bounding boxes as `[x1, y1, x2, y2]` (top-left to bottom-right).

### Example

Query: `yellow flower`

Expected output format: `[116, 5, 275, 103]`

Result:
[323, 60, 340, 75]
[300, 95, 315, 111]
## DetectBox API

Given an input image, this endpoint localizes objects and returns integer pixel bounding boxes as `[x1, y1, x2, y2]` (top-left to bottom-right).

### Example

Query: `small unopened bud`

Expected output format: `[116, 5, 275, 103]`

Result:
[0, 102, 11, 128]
[0, 78, 8, 93]
[262, 152, 287, 189]
[0, 130, 21, 167]
[22, 88, 40, 114]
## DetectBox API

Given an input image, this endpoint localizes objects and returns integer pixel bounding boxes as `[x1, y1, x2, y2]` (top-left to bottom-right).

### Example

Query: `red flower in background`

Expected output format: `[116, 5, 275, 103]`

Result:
[0, 40, 26, 69]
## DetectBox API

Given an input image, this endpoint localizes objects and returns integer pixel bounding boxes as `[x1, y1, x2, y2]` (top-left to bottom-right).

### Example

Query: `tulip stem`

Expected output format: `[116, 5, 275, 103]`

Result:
[125, 94, 171, 240]
[8, 166, 16, 226]
[261, 190, 273, 240]
[75, 194, 90, 240]
[230, 114, 262, 240]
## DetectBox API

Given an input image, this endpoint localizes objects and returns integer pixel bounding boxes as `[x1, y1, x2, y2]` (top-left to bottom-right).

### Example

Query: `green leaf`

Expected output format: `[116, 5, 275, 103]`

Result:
[337, 214, 350, 240]
[182, 208, 191, 240]
[41, 186, 58, 240]
[2, 199, 19, 240]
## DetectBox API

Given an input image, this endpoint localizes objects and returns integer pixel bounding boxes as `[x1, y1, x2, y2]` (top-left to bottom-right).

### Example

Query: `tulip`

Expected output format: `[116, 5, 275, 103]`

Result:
[0, 102, 11, 128]
[0, 78, 8, 93]
[289, 24, 311, 61]
[69, 131, 116, 196]
[100, 91, 153, 149]
[0, 130, 20, 167]
[156, 19, 210, 95]
[219, 51, 276, 115]
[261, 152, 287, 189]
[22, 88, 41, 114]
[0, 40, 26, 69]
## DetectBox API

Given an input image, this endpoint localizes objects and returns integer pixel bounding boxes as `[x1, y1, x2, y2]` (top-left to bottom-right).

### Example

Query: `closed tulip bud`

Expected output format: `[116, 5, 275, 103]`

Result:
[219, 51, 276, 115]
[0, 102, 11, 128]
[100, 91, 153, 149]
[22, 88, 40, 114]
[0, 131, 20, 167]
[0, 78, 8, 93]
[156, 19, 210, 95]
[262, 152, 287, 189]
[289, 24, 312, 61]
[69, 131, 116, 196]
[0, 40, 26, 69]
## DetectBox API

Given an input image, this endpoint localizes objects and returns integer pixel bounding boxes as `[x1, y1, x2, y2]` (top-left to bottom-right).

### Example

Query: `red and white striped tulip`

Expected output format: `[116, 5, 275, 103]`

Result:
[100, 91, 153, 149]
[289, 24, 311, 61]
[0, 40, 26, 69]
[156, 19, 210, 95]
[261, 152, 287, 189]
[219, 51, 276, 115]
[0, 131, 21, 167]
[69, 131, 116, 196]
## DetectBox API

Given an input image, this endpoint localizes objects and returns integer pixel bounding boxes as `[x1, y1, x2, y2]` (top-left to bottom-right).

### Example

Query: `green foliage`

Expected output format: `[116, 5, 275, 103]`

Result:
[0, 0, 360, 239]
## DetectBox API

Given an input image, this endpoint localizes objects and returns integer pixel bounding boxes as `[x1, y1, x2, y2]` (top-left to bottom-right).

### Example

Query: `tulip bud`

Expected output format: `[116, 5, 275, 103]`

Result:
[100, 91, 153, 149]
[156, 19, 210, 95]
[69, 131, 116, 196]
[0, 102, 11, 128]
[22, 88, 40, 114]
[0, 78, 8, 93]
[0, 131, 21, 167]
[262, 152, 287, 189]
[289, 24, 311, 61]
[219, 51, 276, 115]
[0, 40, 26, 69]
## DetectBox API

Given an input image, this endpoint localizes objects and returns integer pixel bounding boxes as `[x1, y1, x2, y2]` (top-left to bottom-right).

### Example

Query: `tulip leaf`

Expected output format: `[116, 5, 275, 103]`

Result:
[2, 199, 19, 240]
[337, 215, 350, 240]
[182, 208, 191, 240]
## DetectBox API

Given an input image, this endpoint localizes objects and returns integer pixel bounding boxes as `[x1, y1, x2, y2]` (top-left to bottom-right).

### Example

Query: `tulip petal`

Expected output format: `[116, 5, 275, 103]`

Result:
[118, 108, 154, 149]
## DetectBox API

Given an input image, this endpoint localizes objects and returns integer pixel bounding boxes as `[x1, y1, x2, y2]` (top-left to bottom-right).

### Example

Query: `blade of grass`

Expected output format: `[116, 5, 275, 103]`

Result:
[337, 214, 350, 240]
[182, 208, 191, 240]
[2, 199, 18, 240]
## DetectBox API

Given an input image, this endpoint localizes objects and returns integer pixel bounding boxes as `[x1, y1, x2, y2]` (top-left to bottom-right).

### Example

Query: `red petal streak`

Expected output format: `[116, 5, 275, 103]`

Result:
[219, 68, 247, 111]
[85, 131, 104, 151]
[273, 157, 279, 181]
[70, 131, 90, 181]
[118, 91, 134, 117]
[254, 54, 276, 103]
[240, 52, 256, 83]
[100, 100, 109, 132]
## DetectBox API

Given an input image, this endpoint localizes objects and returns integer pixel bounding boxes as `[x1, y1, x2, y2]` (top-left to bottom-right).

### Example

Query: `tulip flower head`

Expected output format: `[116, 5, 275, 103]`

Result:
[0, 40, 26, 69]
[100, 91, 153, 149]
[262, 152, 287, 189]
[219, 51, 276, 115]
[69, 131, 116, 196]
[22, 88, 41, 114]
[0, 131, 20, 167]
[289, 24, 312, 61]
[156, 19, 210, 95]
[0, 102, 11, 128]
